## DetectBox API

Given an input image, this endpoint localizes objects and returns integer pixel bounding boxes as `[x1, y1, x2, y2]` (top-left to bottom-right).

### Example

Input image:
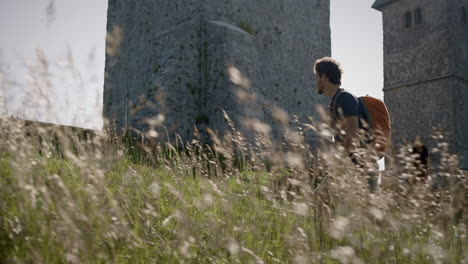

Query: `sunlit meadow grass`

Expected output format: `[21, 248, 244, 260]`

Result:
[0, 114, 466, 263]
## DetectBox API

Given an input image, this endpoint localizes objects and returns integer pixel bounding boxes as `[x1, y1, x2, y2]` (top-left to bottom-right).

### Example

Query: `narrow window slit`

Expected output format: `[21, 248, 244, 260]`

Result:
[405, 11, 412, 28]
[462, 6, 467, 24]
[414, 8, 423, 25]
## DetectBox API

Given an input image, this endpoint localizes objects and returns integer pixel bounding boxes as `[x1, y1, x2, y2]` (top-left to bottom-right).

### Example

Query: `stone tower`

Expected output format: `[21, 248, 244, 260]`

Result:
[373, 0, 468, 169]
[103, 0, 330, 144]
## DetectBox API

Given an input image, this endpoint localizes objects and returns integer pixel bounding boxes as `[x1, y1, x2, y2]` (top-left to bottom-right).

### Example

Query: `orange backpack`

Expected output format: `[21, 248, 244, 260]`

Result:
[359, 96, 391, 158]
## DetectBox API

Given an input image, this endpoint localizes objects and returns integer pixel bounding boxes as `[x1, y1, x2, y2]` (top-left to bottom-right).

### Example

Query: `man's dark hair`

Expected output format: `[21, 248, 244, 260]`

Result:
[313, 57, 343, 85]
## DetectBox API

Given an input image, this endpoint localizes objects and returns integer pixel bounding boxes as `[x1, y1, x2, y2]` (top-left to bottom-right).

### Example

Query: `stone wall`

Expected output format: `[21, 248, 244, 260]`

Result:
[385, 77, 468, 169]
[104, 0, 330, 144]
[104, 0, 203, 138]
[381, 0, 450, 88]
[378, 0, 468, 169]
[454, 77, 468, 169]
[384, 79, 457, 148]
[448, 0, 468, 79]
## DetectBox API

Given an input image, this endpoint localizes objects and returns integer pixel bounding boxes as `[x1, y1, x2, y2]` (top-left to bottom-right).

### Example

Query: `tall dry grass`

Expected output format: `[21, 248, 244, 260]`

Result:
[0, 104, 466, 263]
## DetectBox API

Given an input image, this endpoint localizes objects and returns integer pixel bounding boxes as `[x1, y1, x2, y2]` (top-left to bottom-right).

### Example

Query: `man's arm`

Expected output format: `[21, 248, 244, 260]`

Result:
[333, 92, 360, 155]
[341, 115, 359, 156]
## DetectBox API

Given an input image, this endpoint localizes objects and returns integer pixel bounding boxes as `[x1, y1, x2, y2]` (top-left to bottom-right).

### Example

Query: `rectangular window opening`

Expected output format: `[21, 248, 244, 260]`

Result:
[463, 6, 467, 24]
[415, 8, 423, 25]
[405, 12, 412, 28]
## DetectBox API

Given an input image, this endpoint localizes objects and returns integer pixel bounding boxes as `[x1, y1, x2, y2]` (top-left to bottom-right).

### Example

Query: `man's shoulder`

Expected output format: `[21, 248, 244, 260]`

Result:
[339, 89, 357, 97]
[336, 89, 358, 103]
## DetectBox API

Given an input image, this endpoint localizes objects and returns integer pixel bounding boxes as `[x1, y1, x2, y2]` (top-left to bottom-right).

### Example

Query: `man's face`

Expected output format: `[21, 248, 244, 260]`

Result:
[315, 73, 325, 94]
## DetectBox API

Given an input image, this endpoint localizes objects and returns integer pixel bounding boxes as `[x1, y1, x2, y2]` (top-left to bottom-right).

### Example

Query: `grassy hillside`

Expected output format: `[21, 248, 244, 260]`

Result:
[0, 119, 466, 263]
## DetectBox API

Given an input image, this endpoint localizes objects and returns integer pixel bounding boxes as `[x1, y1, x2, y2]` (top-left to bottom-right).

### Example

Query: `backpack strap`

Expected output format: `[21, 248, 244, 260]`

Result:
[329, 88, 344, 120]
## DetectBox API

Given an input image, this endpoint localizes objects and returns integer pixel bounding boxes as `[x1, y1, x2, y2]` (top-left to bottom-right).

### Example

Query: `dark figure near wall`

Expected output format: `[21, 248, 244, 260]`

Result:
[412, 138, 429, 181]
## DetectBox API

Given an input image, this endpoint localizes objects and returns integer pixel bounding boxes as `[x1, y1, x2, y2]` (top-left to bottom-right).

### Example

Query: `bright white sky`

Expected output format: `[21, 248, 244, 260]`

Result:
[0, 0, 383, 130]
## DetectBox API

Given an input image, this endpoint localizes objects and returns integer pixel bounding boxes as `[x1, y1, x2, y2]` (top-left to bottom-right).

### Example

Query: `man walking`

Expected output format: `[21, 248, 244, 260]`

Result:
[313, 57, 378, 191]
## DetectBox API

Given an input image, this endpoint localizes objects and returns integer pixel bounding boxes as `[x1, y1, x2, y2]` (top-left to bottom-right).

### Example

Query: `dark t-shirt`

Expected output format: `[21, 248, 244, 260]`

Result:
[329, 89, 371, 142]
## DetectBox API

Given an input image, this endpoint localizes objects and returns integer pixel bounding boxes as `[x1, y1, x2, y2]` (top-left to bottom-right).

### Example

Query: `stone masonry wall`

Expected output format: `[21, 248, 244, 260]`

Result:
[385, 78, 468, 169]
[382, 0, 450, 88]
[380, 0, 468, 168]
[454, 78, 468, 169]
[448, 0, 468, 80]
[450, 0, 468, 169]
[104, 0, 203, 138]
[104, 0, 330, 143]
[385, 79, 457, 149]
